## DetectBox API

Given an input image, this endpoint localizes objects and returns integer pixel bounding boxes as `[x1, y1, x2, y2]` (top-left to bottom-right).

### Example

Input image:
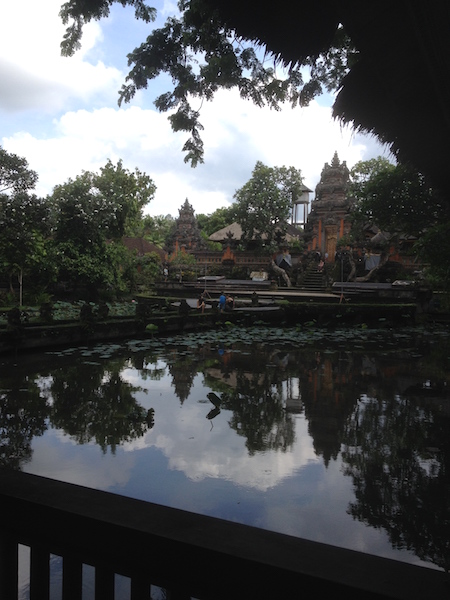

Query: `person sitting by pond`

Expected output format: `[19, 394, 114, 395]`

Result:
[197, 293, 206, 313]
[219, 292, 226, 313]
[225, 295, 234, 311]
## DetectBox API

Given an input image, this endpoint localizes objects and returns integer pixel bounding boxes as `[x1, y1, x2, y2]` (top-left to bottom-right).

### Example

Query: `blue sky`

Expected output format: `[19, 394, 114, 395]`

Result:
[0, 0, 392, 217]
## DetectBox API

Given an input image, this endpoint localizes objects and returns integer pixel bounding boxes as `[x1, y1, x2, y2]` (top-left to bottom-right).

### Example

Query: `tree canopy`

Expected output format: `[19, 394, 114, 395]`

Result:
[140, 213, 175, 247]
[350, 158, 449, 239]
[0, 147, 50, 300]
[49, 176, 127, 296]
[92, 159, 156, 238]
[0, 146, 38, 194]
[59, 1, 450, 194]
[196, 206, 237, 238]
[47, 160, 157, 298]
[348, 157, 450, 288]
[233, 161, 302, 249]
[0, 147, 165, 303]
[50, 159, 155, 241]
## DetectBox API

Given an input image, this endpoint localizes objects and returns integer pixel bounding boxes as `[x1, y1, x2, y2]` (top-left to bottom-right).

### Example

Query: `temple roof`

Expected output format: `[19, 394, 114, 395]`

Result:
[208, 222, 244, 241]
[206, 0, 450, 194]
[122, 237, 165, 260]
[208, 222, 301, 242]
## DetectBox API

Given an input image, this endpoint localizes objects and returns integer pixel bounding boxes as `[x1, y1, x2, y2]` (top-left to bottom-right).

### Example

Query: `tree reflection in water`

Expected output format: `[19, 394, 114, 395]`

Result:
[342, 393, 450, 571]
[50, 358, 155, 453]
[0, 370, 48, 469]
[1, 325, 449, 571]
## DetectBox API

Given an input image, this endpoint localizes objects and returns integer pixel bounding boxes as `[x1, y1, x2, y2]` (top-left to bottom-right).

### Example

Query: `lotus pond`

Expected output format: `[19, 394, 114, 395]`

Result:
[2, 323, 450, 597]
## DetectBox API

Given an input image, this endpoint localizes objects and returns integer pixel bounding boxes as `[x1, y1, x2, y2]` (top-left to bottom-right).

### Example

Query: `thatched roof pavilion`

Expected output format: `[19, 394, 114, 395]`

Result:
[208, 0, 450, 194]
[208, 222, 302, 244]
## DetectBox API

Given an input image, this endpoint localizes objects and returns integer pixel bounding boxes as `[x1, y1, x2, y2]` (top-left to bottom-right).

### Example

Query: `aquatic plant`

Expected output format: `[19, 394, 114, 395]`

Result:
[145, 323, 159, 337]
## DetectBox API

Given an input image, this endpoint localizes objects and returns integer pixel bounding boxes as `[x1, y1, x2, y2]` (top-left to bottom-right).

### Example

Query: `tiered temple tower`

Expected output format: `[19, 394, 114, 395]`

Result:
[304, 152, 353, 261]
[166, 199, 205, 254]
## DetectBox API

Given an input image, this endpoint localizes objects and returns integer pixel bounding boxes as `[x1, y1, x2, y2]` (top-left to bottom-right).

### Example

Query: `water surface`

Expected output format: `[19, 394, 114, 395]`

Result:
[2, 324, 449, 578]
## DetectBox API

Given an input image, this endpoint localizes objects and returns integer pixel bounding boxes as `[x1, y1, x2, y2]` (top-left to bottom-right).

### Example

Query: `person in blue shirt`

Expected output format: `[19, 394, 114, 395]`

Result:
[219, 292, 226, 313]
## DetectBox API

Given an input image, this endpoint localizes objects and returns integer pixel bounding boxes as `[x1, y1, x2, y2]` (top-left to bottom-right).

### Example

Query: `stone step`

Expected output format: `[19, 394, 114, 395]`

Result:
[300, 270, 326, 292]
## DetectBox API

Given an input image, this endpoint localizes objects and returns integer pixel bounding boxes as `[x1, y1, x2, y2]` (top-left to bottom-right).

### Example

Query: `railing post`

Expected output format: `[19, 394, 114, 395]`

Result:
[30, 545, 50, 599]
[95, 565, 115, 599]
[167, 587, 192, 600]
[62, 555, 82, 600]
[0, 535, 18, 600]
[130, 573, 150, 599]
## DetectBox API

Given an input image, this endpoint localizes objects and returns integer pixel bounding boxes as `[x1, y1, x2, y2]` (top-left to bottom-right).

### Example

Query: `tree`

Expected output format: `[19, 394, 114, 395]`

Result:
[414, 222, 450, 290]
[350, 159, 446, 239]
[0, 192, 51, 303]
[59, 1, 353, 167]
[49, 182, 121, 297]
[58, 1, 450, 196]
[196, 206, 237, 238]
[350, 157, 396, 195]
[49, 159, 156, 241]
[348, 157, 450, 286]
[0, 146, 38, 195]
[233, 161, 302, 250]
[49, 161, 156, 298]
[0, 147, 50, 304]
[94, 159, 156, 238]
[140, 213, 176, 247]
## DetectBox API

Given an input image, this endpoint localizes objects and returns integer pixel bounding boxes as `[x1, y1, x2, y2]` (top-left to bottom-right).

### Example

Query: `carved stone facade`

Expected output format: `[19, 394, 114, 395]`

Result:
[304, 152, 353, 261]
[166, 199, 205, 254]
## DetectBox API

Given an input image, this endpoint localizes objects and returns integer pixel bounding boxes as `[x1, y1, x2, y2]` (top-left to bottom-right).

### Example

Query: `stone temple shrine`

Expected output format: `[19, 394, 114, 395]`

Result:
[166, 198, 206, 254]
[304, 152, 353, 261]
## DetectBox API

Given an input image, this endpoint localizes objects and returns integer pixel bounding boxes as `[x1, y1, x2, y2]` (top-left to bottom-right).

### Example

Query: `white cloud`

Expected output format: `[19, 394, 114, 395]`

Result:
[2, 87, 392, 216]
[120, 379, 320, 491]
[1, 1, 393, 217]
[161, 0, 179, 17]
[160, 415, 319, 491]
[0, 0, 122, 113]
[26, 429, 138, 490]
[0, 1, 66, 62]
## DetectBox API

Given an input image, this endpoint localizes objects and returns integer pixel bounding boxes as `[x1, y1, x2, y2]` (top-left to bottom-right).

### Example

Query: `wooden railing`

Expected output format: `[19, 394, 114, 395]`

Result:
[0, 468, 448, 599]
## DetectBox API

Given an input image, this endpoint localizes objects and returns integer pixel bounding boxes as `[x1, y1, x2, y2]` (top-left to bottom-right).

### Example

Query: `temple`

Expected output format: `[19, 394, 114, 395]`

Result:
[160, 152, 418, 287]
[165, 199, 206, 254]
[304, 152, 353, 261]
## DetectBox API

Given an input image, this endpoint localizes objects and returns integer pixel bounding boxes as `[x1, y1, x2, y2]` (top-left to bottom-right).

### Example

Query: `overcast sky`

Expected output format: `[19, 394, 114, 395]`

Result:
[1, 0, 392, 218]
